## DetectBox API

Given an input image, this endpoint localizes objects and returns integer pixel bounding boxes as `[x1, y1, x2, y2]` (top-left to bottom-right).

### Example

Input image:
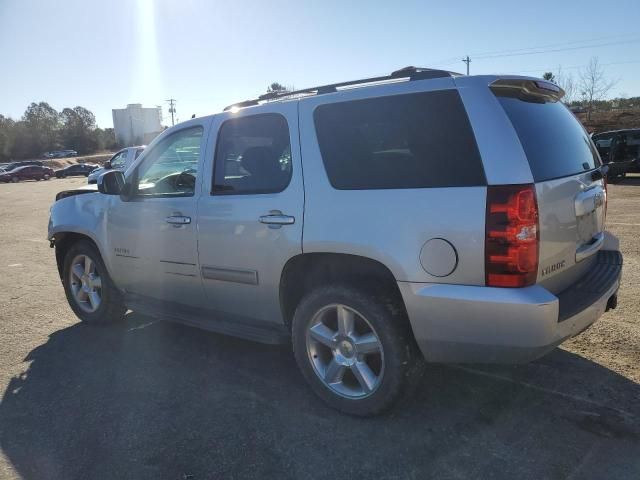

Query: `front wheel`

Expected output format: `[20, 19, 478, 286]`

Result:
[62, 240, 126, 324]
[11, 177, 19, 183]
[292, 284, 422, 416]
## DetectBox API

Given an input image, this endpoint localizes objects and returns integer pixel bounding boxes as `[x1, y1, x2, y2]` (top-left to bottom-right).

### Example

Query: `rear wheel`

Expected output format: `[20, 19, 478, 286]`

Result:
[62, 240, 126, 324]
[43, 174, 50, 180]
[292, 284, 421, 416]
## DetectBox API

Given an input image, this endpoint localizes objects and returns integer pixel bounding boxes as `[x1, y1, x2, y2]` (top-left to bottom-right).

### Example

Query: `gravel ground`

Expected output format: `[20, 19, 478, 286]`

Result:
[0, 177, 638, 480]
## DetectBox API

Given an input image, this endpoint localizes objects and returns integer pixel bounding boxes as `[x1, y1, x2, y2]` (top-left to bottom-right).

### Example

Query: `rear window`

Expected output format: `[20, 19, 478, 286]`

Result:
[313, 90, 485, 190]
[497, 97, 600, 182]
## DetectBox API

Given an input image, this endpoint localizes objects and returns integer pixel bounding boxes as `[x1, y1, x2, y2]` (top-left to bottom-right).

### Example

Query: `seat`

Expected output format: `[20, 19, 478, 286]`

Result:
[239, 146, 286, 192]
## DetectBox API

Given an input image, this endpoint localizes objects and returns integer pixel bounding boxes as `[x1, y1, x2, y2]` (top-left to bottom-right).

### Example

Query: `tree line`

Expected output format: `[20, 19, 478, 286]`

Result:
[542, 57, 636, 120]
[0, 102, 117, 162]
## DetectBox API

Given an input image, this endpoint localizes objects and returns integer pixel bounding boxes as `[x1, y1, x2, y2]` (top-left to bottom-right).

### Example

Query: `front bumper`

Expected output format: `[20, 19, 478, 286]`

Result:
[399, 250, 622, 364]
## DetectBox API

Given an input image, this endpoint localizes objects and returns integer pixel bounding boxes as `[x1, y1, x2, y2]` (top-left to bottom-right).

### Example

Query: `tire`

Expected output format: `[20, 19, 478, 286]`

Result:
[43, 174, 50, 180]
[11, 177, 18, 183]
[61, 240, 126, 325]
[292, 284, 422, 416]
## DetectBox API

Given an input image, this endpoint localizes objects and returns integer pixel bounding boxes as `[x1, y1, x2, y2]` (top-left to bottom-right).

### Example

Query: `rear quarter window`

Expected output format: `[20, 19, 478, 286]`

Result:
[313, 90, 485, 190]
[497, 97, 600, 181]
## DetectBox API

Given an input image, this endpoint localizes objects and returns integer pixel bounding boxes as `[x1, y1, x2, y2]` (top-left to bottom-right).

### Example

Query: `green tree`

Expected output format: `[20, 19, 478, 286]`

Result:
[0, 115, 16, 162]
[542, 72, 556, 83]
[267, 82, 288, 93]
[60, 106, 97, 154]
[22, 102, 61, 154]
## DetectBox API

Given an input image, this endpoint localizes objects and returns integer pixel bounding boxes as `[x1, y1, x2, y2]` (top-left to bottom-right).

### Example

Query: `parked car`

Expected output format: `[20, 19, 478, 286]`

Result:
[45, 150, 78, 158]
[55, 163, 99, 178]
[0, 165, 54, 182]
[87, 146, 145, 184]
[2, 160, 44, 171]
[592, 129, 640, 180]
[49, 68, 622, 416]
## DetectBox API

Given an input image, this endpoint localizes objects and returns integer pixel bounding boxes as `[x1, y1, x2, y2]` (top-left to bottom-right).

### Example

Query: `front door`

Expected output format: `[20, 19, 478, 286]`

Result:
[106, 123, 208, 308]
[197, 103, 304, 325]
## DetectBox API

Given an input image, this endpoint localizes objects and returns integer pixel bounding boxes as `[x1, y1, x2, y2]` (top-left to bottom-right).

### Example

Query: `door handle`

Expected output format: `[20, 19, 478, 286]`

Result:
[259, 212, 295, 226]
[165, 215, 191, 225]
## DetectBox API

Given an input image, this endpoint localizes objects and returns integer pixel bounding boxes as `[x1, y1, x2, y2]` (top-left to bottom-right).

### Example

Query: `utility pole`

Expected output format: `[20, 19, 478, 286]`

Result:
[166, 98, 177, 126]
[462, 56, 471, 75]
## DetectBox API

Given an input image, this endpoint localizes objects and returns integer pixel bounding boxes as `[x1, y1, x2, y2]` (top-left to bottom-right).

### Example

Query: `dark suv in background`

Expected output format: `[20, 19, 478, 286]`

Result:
[592, 128, 640, 180]
[55, 163, 99, 178]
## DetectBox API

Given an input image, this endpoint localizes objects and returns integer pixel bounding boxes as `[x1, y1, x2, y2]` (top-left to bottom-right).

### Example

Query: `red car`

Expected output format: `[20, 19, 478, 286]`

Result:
[0, 165, 55, 183]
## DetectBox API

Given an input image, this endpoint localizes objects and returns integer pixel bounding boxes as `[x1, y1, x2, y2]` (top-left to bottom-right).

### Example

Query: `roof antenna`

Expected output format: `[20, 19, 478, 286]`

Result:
[191, 114, 196, 119]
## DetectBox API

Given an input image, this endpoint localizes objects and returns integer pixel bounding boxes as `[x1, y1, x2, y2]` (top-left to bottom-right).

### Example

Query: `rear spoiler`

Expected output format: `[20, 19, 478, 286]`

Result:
[490, 78, 565, 103]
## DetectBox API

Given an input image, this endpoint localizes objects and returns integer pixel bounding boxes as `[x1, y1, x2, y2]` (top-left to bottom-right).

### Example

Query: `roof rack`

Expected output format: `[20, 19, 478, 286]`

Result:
[223, 66, 460, 111]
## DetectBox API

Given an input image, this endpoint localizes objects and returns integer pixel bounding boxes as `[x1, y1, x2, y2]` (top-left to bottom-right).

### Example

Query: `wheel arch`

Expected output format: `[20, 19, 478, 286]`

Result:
[52, 230, 111, 281]
[279, 252, 407, 330]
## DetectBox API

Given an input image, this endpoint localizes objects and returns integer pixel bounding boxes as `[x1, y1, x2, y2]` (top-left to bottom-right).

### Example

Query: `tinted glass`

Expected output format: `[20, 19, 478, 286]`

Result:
[135, 126, 203, 196]
[213, 114, 292, 195]
[313, 90, 485, 190]
[497, 97, 600, 181]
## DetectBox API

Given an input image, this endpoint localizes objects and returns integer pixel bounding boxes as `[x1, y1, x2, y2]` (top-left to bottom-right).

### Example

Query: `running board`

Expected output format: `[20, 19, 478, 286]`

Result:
[124, 294, 290, 345]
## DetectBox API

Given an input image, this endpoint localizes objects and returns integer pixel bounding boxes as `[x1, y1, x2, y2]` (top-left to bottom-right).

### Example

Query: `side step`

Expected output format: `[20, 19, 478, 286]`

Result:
[125, 294, 290, 345]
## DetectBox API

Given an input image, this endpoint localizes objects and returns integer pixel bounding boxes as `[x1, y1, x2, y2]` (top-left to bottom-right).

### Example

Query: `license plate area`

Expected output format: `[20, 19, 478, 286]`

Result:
[575, 187, 605, 247]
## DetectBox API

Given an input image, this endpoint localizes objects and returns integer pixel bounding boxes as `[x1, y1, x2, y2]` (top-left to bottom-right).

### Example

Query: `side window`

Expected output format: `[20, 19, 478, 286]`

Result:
[134, 126, 203, 197]
[110, 151, 127, 169]
[313, 90, 485, 189]
[213, 113, 292, 195]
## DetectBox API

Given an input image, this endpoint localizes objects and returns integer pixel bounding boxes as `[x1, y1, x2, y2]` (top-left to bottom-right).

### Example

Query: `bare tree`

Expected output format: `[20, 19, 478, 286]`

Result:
[555, 66, 576, 104]
[579, 57, 617, 120]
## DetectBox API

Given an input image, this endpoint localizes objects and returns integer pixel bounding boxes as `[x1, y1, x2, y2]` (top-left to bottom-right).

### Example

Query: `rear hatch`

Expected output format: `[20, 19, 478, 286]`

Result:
[493, 80, 606, 294]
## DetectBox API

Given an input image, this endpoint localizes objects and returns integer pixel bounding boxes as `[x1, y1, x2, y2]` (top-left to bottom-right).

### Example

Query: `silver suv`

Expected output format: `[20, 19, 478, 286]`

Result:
[48, 67, 622, 416]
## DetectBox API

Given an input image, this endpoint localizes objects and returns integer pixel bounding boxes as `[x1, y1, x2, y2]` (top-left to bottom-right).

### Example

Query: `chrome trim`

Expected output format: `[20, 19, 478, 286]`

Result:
[575, 232, 605, 263]
[201, 266, 258, 285]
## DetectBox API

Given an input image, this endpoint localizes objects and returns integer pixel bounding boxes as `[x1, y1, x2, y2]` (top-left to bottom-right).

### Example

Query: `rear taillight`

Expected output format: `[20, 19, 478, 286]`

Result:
[485, 184, 539, 288]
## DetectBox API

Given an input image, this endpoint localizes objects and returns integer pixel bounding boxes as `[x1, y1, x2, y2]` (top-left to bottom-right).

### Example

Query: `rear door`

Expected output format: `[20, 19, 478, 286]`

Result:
[196, 103, 304, 325]
[495, 89, 605, 293]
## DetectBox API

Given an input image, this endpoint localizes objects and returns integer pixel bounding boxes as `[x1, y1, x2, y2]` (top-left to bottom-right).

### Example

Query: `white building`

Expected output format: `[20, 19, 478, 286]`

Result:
[112, 104, 163, 146]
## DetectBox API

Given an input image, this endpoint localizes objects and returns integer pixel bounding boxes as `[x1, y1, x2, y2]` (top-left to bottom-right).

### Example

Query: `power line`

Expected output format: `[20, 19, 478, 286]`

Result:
[430, 34, 640, 67]
[475, 38, 640, 60]
[511, 59, 640, 74]
[435, 33, 640, 65]
[166, 98, 176, 126]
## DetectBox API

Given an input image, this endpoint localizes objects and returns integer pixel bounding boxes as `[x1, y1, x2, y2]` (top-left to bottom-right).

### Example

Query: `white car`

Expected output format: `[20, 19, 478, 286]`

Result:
[87, 146, 145, 184]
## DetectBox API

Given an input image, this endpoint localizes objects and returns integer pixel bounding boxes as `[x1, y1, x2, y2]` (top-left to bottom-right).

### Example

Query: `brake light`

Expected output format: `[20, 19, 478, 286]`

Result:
[486, 184, 539, 287]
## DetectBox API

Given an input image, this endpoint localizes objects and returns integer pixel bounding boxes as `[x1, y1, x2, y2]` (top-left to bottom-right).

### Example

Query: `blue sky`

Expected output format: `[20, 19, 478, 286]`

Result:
[1, 0, 639, 127]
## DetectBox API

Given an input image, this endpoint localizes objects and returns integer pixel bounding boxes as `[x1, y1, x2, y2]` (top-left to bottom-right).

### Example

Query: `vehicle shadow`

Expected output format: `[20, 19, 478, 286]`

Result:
[1, 313, 638, 480]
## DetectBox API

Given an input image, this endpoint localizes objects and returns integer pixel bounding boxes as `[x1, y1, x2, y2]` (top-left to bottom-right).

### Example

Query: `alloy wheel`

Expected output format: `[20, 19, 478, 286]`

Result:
[306, 304, 384, 399]
[68, 254, 102, 313]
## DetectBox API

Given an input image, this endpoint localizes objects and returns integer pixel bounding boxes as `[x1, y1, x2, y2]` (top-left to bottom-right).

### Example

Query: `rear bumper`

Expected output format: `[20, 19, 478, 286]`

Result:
[400, 249, 622, 363]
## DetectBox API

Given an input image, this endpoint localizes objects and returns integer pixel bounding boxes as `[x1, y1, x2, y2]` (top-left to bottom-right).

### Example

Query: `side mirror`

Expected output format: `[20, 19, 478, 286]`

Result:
[104, 160, 112, 169]
[97, 170, 125, 195]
